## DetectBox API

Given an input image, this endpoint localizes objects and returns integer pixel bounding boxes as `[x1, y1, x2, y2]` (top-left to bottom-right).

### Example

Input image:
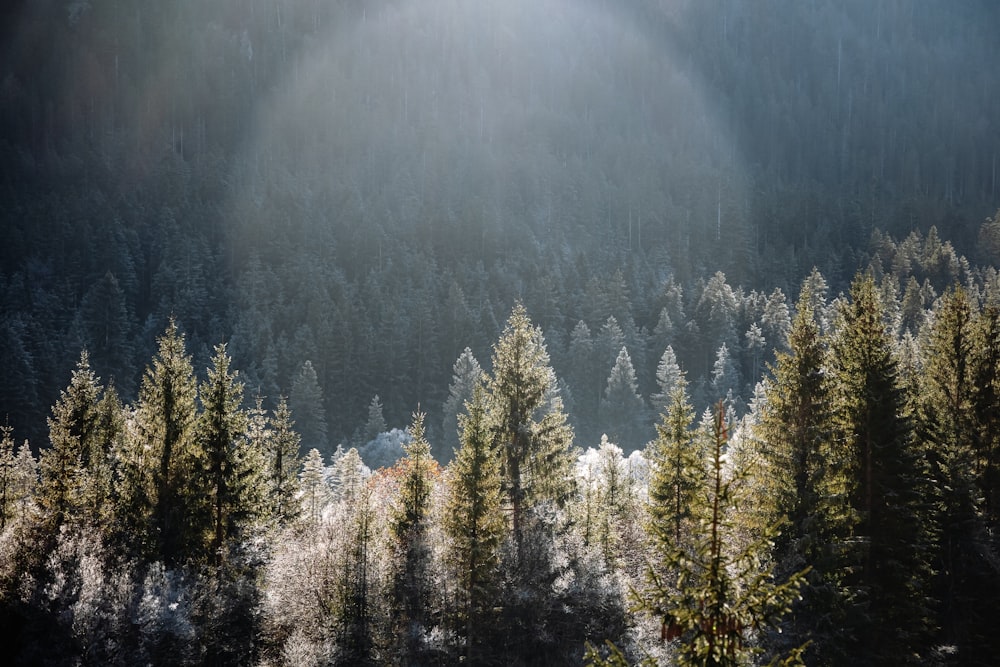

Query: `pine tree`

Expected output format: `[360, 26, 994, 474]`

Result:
[487, 303, 574, 563]
[918, 287, 1000, 659]
[390, 410, 437, 662]
[135, 320, 200, 564]
[750, 279, 832, 660]
[364, 394, 387, 444]
[444, 385, 504, 662]
[290, 360, 328, 457]
[12, 439, 37, 525]
[650, 346, 683, 415]
[710, 342, 740, 405]
[645, 373, 704, 604]
[822, 275, 935, 664]
[600, 346, 648, 451]
[971, 303, 1000, 532]
[619, 402, 807, 667]
[268, 396, 301, 525]
[38, 351, 102, 531]
[300, 448, 330, 524]
[441, 348, 483, 461]
[194, 344, 262, 565]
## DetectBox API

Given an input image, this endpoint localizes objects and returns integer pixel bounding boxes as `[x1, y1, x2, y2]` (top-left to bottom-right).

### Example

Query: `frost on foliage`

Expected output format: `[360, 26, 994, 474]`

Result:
[357, 428, 411, 470]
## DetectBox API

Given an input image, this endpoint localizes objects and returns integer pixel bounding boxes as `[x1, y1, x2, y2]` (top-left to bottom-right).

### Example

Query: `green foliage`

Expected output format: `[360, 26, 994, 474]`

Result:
[642, 403, 808, 667]
[488, 303, 575, 562]
[267, 396, 301, 526]
[194, 343, 260, 566]
[820, 275, 936, 664]
[132, 320, 201, 563]
[444, 384, 504, 661]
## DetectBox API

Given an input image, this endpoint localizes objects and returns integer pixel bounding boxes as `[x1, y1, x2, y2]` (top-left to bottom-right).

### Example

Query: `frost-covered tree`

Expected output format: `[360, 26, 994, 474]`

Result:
[290, 360, 328, 457]
[364, 394, 387, 444]
[300, 448, 330, 524]
[650, 345, 683, 416]
[390, 411, 437, 663]
[267, 396, 301, 526]
[600, 347, 648, 451]
[194, 343, 262, 565]
[440, 348, 483, 461]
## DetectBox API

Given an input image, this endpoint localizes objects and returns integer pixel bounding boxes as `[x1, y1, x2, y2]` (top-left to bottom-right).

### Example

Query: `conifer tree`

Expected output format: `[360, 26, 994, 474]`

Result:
[195, 344, 260, 565]
[650, 346, 683, 415]
[268, 396, 301, 525]
[971, 303, 1000, 531]
[751, 280, 832, 659]
[822, 275, 935, 664]
[364, 395, 387, 444]
[600, 346, 648, 451]
[444, 385, 504, 662]
[487, 303, 574, 563]
[0, 425, 15, 530]
[645, 373, 703, 601]
[441, 348, 483, 461]
[38, 351, 102, 531]
[12, 439, 37, 525]
[390, 410, 436, 662]
[300, 448, 329, 524]
[135, 320, 200, 564]
[290, 360, 328, 456]
[615, 403, 807, 667]
[918, 287, 1000, 659]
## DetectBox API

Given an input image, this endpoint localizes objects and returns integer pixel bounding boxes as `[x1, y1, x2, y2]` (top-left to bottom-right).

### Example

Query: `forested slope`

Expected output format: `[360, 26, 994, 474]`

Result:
[2, 0, 999, 450]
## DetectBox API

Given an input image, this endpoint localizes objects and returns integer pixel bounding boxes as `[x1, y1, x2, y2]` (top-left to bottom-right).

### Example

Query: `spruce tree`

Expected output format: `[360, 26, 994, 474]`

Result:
[300, 448, 329, 524]
[616, 402, 807, 667]
[600, 346, 648, 451]
[919, 287, 1000, 659]
[390, 410, 436, 662]
[290, 360, 328, 456]
[195, 344, 260, 565]
[268, 396, 301, 525]
[0, 425, 15, 530]
[38, 351, 102, 531]
[441, 348, 483, 461]
[645, 373, 704, 608]
[650, 346, 683, 415]
[822, 275, 935, 664]
[487, 303, 574, 563]
[444, 385, 504, 662]
[364, 394, 387, 445]
[135, 320, 200, 564]
[751, 280, 832, 659]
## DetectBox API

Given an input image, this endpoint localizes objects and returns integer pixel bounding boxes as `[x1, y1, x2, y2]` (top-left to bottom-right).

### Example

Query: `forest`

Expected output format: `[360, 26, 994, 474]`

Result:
[2, 0, 1000, 664]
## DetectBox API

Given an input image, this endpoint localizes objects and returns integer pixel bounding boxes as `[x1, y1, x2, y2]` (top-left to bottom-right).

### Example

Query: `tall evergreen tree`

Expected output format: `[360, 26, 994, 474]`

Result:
[300, 447, 330, 524]
[390, 410, 436, 663]
[267, 396, 301, 526]
[364, 395, 387, 444]
[195, 344, 261, 565]
[918, 287, 1000, 660]
[0, 425, 16, 530]
[444, 385, 504, 662]
[600, 346, 648, 451]
[650, 345, 683, 415]
[487, 303, 574, 563]
[290, 360, 328, 457]
[821, 275, 935, 664]
[441, 348, 483, 461]
[38, 351, 102, 531]
[750, 279, 832, 660]
[135, 320, 200, 564]
[615, 403, 806, 667]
